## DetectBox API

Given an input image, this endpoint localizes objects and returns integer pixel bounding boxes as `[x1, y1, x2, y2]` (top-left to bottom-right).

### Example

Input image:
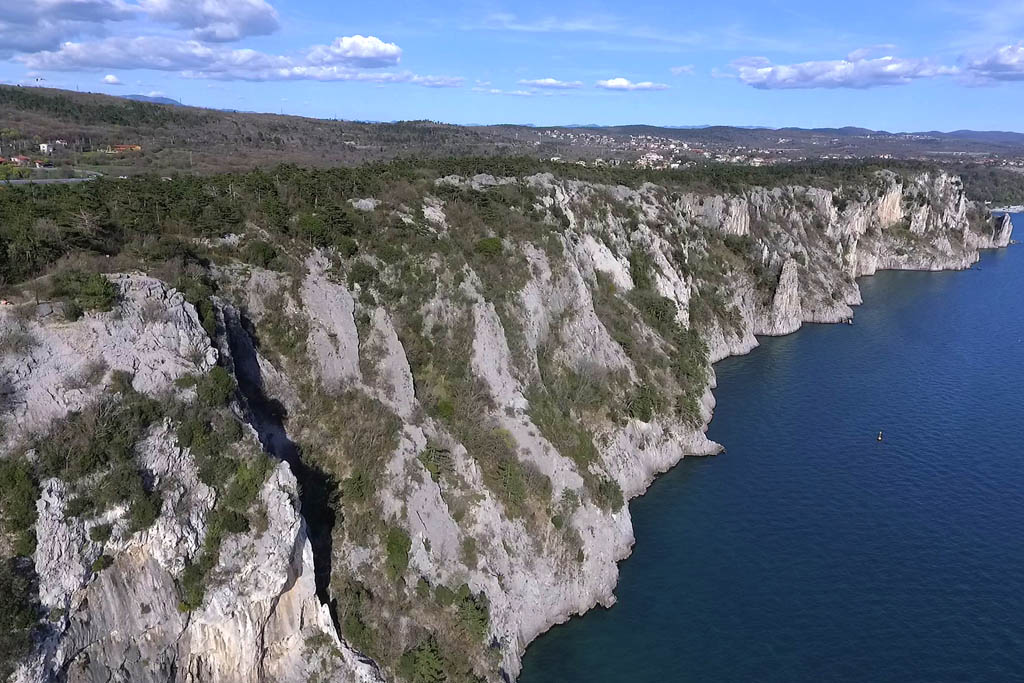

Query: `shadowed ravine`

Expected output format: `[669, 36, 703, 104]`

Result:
[222, 306, 341, 627]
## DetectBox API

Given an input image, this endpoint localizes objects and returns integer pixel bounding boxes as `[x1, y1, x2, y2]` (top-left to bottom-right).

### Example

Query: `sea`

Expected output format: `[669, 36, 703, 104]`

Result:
[519, 216, 1023, 682]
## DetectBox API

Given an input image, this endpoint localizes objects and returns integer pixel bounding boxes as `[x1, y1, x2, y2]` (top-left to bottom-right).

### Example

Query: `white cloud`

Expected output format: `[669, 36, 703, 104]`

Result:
[305, 35, 401, 68]
[17, 34, 458, 87]
[477, 13, 619, 34]
[730, 51, 958, 89]
[472, 87, 535, 96]
[0, 0, 136, 56]
[964, 42, 1024, 82]
[471, 86, 544, 96]
[595, 77, 669, 91]
[102, 73, 121, 84]
[20, 36, 278, 71]
[183, 67, 463, 87]
[410, 75, 463, 88]
[138, 0, 279, 42]
[517, 77, 582, 89]
[16, 33, 456, 88]
[669, 65, 694, 76]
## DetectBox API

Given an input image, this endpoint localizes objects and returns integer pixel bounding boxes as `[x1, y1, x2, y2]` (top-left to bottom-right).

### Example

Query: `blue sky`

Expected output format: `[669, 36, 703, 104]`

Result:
[2, 0, 1024, 130]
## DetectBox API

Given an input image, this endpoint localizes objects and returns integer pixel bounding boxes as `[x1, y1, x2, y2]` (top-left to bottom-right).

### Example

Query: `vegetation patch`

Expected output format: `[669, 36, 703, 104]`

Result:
[0, 456, 40, 557]
[401, 315, 552, 518]
[36, 377, 163, 532]
[526, 355, 623, 511]
[0, 558, 42, 681]
[174, 367, 272, 611]
[297, 386, 401, 546]
[51, 270, 118, 318]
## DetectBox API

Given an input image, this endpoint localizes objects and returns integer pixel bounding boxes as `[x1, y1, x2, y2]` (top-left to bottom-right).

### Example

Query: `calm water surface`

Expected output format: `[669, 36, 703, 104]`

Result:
[520, 218, 1023, 682]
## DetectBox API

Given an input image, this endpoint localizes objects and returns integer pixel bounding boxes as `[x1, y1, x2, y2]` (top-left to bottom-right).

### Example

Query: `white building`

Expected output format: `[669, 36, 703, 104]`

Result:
[39, 143, 52, 154]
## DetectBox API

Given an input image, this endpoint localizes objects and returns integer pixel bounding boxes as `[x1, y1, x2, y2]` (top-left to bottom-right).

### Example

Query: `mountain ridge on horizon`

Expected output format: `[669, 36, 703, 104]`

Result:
[48, 85, 1020, 139]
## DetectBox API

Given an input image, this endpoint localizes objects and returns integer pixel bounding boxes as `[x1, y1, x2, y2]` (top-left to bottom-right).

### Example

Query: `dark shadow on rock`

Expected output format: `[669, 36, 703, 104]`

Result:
[223, 307, 340, 629]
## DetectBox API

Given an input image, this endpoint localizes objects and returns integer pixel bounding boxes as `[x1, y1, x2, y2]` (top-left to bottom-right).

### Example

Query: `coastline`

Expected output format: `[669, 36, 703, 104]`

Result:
[518, 210, 1016, 678]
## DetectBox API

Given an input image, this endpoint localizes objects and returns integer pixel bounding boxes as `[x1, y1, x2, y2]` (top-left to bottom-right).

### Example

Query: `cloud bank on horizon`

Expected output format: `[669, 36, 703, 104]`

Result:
[1, 0, 1023, 128]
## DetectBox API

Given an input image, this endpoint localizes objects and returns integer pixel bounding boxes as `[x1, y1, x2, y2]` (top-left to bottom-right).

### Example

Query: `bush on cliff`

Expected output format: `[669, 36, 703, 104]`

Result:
[50, 269, 118, 317]
[0, 558, 42, 680]
[385, 526, 412, 581]
[0, 456, 39, 556]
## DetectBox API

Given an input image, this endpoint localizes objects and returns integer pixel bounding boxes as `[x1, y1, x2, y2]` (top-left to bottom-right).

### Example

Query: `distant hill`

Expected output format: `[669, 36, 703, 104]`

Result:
[2, 84, 1024, 179]
[121, 94, 184, 106]
[0, 84, 540, 174]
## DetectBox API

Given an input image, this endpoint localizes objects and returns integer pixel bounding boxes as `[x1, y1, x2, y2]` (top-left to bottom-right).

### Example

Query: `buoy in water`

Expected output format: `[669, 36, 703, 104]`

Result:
[877, 431, 884, 442]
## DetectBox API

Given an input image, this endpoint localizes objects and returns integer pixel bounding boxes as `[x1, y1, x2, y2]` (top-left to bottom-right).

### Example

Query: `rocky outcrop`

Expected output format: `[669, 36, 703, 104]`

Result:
[3, 276, 374, 683]
[0, 276, 217, 448]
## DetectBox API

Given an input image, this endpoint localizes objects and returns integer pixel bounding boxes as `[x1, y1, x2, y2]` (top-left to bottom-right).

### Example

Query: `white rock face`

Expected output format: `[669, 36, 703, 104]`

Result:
[24, 458, 372, 683]
[302, 253, 362, 390]
[5, 278, 376, 683]
[0, 275, 216, 447]
[766, 258, 804, 335]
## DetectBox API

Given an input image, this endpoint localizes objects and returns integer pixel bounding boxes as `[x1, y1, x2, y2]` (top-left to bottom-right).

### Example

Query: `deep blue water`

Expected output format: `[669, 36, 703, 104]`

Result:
[520, 219, 1024, 683]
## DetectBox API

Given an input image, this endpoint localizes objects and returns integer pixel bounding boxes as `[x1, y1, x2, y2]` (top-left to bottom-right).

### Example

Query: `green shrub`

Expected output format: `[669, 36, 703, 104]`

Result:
[0, 559, 41, 681]
[51, 270, 118, 312]
[460, 536, 478, 568]
[454, 584, 490, 643]
[0, 458, 39, 556]
[89, 523, 113, 544]
[342, 467, 373, 502]
[242, 240, 278, 268]
[525, 362, 620, 511]
[723, 234, 755, 258]
[397, 637, 447, 683]
[417, 443, 452, 482]
[254, 292, 308, 362]
[196, 366, 235, 407]
[595, 476, 625, 511]
[223, 456, 272, 511]
[177, 416, 235, 487]
[625, 383, 661, 422]
[91, 554, 114, 573]
[0, 458, 38, 535]
[629, 248, 656, 291]
[343, 610, 377, 656]
[385, 526, 411, 580]
[336, 235, 359, 258]
[175, 274, 218, 339]
[434, 584, 455, 607]
[37, 391, 160, 482]
[349, 261, 379, 289]
[296, 212, 330, 246]
[630, 290, 677, 333]
[63, 300, 84, 321]
[109, 369, 135, 394]
[473, 236, 503, 258]
[128, 491, 162, 532]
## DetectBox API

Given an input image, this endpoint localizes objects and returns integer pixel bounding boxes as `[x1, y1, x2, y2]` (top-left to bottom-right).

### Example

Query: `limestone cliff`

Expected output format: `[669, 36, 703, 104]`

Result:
[0, 168, 1012, 682]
